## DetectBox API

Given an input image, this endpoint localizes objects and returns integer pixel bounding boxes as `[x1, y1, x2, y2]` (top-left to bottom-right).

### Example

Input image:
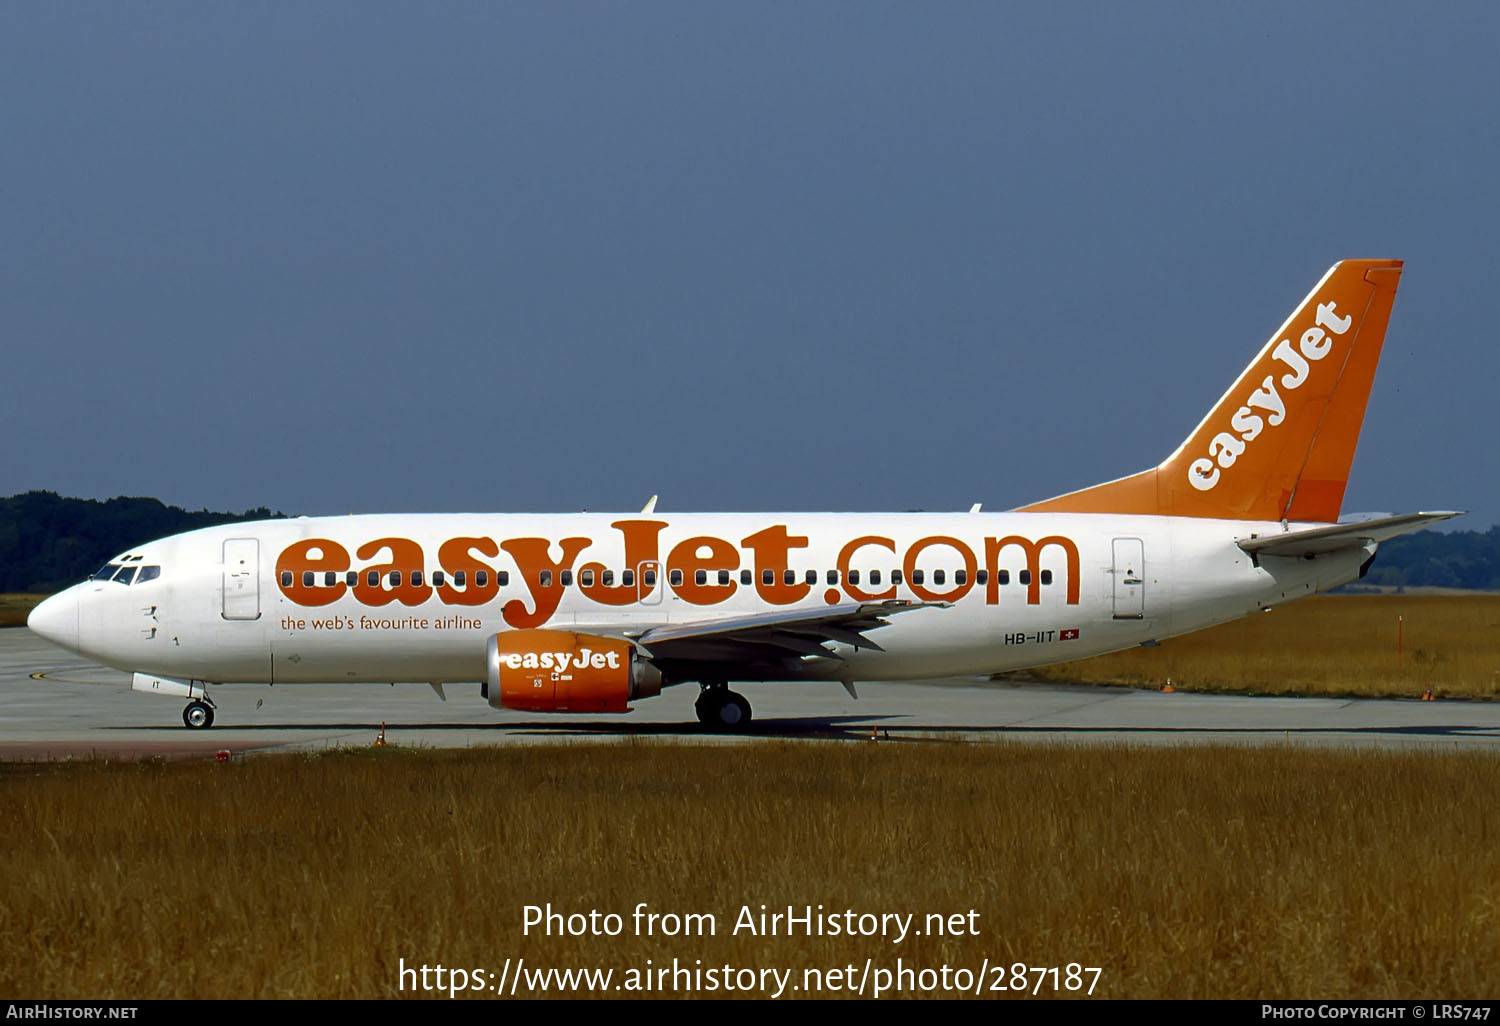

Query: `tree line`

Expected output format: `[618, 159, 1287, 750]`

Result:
[0, 491, 284, 593]
[0, 491, 1495, 594]
[1361, 524, 1500, 591]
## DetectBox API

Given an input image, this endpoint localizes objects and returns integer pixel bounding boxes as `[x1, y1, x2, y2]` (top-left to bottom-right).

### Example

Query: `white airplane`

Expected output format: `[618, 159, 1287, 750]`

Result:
[27, 259, 1458, 730]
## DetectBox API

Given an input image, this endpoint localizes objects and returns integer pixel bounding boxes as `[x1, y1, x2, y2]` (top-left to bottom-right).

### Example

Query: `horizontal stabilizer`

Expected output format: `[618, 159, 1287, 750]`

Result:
[1237, 511, 1463, 557]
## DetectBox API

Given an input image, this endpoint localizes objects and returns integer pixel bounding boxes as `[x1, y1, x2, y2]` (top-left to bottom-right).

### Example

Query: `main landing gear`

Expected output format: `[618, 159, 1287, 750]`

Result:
[183, 698, 216, 729]
[695, 683, 752, 731]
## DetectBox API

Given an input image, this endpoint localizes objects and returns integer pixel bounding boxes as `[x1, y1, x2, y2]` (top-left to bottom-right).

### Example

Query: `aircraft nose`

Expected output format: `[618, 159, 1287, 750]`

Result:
[27, 590, 79, 652]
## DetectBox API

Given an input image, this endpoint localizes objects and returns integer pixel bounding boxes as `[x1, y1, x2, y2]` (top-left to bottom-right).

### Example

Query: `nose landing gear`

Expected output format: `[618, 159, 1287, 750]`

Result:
[131, 673, 220, 729]
[182, 698, 216, 729]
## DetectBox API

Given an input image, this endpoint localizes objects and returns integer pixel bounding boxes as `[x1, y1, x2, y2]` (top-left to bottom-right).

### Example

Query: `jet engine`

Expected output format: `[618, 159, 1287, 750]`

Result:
[485, 629, 662, 713]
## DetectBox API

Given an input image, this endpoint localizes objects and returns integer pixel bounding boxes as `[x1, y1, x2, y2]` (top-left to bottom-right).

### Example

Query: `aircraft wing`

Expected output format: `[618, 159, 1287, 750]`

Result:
[633, 599, 941, 664]
[1237, 511, 1464, 558]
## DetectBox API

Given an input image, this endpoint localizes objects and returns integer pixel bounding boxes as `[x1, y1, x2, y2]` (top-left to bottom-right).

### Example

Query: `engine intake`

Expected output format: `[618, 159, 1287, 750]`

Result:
[485, 629, 662, 713]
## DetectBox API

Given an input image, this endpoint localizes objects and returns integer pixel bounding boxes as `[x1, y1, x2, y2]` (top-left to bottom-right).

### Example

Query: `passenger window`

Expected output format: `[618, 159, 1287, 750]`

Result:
[933, 570, 946, 586]
[476, 570, 489, 588]
[694, 570, 706, 586]
[891, 569, 902, 585]
[346, 571, 358, 587]
[497, 571, 509, 586]
[454, 570, 467, 587]
[389, 571, 402, 587]
[1041, 570, 1053, 585]
[827, 570, 838, 585]
[848, 570, 860, 586]
[432, 570, 445, 587]
[912, 569, 924, 585]
[412, 570, 424, 588]
[603, 570, 615, 587]
[644, 570, 657, 587]
[976, 570, 988, 586]
[560, 570, 573, 587]
[137, 566, 161, 584]
[280, 571, 293, 587]
[741, 570, 752, 586]
[303, 571, 315, 588]
[805, 569, 817, 585]
[322, 571, 336, 587]
[367, 570, 380, 587]
[670, 569, 684, 587]
[1019, 570, 1032, 586]
[718, 570, 730, 586]
[870, 570, 881, 586]
[622, 570, 635, 587]
[955, 569, 967, 586]
[540, 571, 553, 587]
[581, 569, 595, 587]
[784, 569, 795, 586]
[762, 569, 774, 586]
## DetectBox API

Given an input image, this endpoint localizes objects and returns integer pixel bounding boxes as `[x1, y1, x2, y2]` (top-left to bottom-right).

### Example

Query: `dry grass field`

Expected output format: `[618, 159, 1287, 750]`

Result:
[1009, 594, 1500, 700]
[3, 742, 1498, 999]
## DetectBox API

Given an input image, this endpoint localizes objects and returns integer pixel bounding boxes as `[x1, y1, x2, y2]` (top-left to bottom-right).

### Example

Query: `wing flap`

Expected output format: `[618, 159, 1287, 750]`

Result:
[635, 599, 940, 663]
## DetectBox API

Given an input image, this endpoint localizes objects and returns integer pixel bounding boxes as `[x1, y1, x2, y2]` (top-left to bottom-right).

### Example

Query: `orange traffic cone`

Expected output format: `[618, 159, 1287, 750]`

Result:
[375, 722, 388, 746]
[1160, 679, 1176, 694]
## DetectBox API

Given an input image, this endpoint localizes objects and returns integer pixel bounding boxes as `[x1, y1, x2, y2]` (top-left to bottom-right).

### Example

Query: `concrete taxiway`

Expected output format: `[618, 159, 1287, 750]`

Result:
[3, 627, 1499, 759]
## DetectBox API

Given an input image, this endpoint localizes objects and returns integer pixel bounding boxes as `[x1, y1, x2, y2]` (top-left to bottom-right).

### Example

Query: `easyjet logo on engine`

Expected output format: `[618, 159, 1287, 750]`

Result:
[501, 647, 623, 672]
[273, 521, 1081, 629]
[1187, 299, 1352, 492]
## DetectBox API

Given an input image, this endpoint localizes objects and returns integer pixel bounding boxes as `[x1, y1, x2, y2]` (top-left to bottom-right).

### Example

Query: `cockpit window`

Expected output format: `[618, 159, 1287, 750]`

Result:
[92, 562, 160, 584]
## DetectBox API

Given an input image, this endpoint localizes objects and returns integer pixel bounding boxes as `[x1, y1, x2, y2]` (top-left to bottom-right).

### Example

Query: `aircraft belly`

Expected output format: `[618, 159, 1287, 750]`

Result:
[120, 625, 274, 683]
[270, 628, 486, 684]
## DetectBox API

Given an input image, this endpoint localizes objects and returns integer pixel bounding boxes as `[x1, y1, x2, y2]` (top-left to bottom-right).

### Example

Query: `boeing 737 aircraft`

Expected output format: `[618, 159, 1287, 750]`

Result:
[27, 259, 1458, 729]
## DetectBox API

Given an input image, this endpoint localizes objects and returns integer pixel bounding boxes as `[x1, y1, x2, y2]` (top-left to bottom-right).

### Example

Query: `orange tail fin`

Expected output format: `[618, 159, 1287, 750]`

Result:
[1019, 259, 1403, 523]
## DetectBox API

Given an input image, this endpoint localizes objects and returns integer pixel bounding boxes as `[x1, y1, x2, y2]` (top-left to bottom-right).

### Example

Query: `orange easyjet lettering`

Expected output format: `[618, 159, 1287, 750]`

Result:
[985, 535, 1080, 606]
[904, 536, 978, 603]
[836, 536, 896, 602]
[275, 539, 350, 607]
[741, 525, 812, 604]
[435, 537, 500, 607]
[275, 528, 1081, 625]
[578, 520, 667, 606]
[668, 535, 741, 605]
[498, 536, 591, 629]
[353, 538, 430, 607]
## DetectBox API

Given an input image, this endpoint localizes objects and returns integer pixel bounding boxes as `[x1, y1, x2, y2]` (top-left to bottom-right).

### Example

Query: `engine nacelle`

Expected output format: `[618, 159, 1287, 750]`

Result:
[485, 629, 662, 713]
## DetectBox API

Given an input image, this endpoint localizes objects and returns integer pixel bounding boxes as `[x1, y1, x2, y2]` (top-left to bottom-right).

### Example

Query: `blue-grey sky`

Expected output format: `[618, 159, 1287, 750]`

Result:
[4, 3, 1496, 526]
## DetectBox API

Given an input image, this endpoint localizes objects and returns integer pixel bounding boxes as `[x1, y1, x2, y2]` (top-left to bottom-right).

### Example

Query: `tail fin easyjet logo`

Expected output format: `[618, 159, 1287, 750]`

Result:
[1187, 299, 1352, 493]
[1016, 258, 1401, 523]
